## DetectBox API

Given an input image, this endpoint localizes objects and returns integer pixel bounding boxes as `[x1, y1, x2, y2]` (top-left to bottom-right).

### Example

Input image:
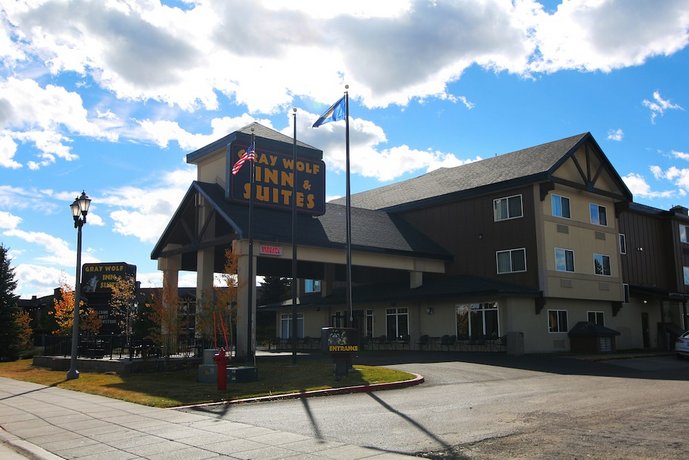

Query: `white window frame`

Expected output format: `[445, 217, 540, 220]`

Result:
[593, 253, 611, 276]
[280, 313, 304, 339]
[623, 283, 630, 303]
[304, 279, 321, 293]
[551, 194, 571, 219]
[555, 247, 575, 272]
[589, 203, 608, 226]
[456, 303, 500, 339]
[385, 307, 409, 340]
[365, 309, 374, 337]
[547, 309, 568, 333]
[587, 311, 605, 326]
[496, 248, 527, 274]
[618, 233, 627, 254]
[493, 194, 523, 221]
[680, 224, 689, 244]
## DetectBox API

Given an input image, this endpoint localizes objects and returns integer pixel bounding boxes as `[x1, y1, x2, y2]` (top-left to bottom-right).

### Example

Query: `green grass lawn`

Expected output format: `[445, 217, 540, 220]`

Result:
[0, 357, 415, 408]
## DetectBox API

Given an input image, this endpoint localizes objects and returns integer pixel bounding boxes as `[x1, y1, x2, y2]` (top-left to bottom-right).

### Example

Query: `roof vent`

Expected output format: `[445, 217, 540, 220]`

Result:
[671, 205, 688, 216]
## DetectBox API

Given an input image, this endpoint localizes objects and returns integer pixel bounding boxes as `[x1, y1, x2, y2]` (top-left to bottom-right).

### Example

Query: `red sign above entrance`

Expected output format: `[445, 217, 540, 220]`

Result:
[259, 245, 283, 256]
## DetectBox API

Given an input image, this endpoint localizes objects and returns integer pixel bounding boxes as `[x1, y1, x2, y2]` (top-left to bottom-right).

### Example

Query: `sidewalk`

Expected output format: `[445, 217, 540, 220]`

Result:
[0, 377, 414, 459]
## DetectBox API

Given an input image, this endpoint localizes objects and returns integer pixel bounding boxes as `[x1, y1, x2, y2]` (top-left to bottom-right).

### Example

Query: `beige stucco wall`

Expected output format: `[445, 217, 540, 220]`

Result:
[196, 150, 226, 187]
[540, 185, 623, 302]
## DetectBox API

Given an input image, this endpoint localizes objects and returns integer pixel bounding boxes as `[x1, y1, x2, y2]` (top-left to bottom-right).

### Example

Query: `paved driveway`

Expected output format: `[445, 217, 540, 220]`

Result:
[186, 352, 689, 459]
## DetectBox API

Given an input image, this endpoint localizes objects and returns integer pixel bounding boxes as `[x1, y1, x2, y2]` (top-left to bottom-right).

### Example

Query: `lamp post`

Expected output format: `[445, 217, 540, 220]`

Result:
[66, 191, 91, 380]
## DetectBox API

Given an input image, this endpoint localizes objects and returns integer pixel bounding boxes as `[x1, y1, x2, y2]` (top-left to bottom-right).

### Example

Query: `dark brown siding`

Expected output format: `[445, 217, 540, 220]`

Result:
[399, 185, 539, 289]
[618, 210, 674, 291]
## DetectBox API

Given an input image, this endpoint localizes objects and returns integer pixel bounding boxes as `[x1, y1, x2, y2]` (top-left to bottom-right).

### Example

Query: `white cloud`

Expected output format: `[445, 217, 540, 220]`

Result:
[531, 0, 689, 73]
[672, 150, 689, 161]
[13, 264, 69, 299]
[622, 172, 674, 199]
[607, 128, 624, 141]
[642, 90, 684, 123]
[103, 168, 196, 243]
[0, 210, 22, 229]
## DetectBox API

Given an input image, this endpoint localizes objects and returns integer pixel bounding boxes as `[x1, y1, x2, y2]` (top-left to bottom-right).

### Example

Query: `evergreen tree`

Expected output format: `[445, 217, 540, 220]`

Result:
[0, 244, 21, 361]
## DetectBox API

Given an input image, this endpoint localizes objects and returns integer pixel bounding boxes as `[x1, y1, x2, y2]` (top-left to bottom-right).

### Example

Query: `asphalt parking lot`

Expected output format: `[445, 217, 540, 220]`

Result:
[189, 351, 689, 459]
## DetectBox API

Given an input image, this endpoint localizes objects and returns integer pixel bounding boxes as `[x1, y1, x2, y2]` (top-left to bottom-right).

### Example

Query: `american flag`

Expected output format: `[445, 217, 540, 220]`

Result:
[231, 141, 256, 175]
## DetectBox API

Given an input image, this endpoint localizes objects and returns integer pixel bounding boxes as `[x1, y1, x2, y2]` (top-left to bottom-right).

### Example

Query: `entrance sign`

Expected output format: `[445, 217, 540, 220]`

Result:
[259, 245, 283, 256]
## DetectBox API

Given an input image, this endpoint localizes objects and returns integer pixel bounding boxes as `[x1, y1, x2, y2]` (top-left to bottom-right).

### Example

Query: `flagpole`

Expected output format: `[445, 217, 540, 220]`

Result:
[344, 86, 353, 324]
[247, 129, 255, 364]
[291, 108, 298, 364]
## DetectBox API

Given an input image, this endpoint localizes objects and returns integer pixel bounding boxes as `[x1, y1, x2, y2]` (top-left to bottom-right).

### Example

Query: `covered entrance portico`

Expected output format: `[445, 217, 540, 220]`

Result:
[151, 124, 450, 360]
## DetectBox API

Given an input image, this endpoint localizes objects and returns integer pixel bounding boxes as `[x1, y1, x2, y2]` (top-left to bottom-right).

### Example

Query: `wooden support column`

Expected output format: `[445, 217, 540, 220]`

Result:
[233, 239, 256, 360]
[157, 247, 181, 354]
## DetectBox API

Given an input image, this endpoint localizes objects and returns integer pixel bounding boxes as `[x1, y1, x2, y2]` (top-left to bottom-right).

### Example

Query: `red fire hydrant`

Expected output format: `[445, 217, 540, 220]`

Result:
[213, 347, 227, 391]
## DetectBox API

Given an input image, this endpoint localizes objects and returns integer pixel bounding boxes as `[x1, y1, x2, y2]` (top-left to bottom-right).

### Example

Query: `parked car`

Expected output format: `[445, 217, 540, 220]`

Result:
[676, 331, 689, 359]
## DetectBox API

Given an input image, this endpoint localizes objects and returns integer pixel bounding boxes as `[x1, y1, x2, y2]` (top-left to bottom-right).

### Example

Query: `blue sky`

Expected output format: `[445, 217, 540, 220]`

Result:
[1, 0, 688, 298]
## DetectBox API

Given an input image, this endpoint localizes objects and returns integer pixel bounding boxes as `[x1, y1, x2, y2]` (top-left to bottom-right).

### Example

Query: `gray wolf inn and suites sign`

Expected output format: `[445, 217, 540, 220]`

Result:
[228, 142, 326, 216]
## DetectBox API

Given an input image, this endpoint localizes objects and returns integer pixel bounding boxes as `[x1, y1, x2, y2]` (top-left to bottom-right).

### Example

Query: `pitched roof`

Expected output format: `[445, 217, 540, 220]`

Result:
[151, 181, 452, 261]
[186, 122, 320, 164]
[334, 132, 625, 211]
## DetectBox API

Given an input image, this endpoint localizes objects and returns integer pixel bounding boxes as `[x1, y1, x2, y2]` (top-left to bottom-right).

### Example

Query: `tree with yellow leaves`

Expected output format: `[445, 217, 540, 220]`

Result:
[49, 283, 102, 336]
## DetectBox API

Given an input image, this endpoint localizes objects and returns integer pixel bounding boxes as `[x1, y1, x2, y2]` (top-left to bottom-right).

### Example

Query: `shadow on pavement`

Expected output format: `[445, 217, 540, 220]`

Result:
[356, 350, 689, 381]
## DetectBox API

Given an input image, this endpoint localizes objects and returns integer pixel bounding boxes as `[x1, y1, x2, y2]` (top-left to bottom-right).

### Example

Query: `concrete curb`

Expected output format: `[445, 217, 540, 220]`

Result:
[173, 372, 425, 410]
[0, 428, 63, 460]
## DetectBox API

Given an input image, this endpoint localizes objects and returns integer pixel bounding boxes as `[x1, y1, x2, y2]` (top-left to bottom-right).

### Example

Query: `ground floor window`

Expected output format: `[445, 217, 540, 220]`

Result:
[280, 313, 303, 338]
[365, 309, 374, 337]
[456, 303, 500, 339]
[548, 309, 568, 333]
[587, 311, 604, 326]
[386, 307, 408, 340]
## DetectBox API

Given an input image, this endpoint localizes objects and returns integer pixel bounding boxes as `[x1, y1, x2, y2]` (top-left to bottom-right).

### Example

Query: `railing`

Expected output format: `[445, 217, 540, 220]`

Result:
[38, 334, 206, 359]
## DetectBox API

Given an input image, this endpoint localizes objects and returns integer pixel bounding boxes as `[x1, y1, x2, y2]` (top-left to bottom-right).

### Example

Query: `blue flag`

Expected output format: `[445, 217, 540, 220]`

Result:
[312, 96, 346, 127]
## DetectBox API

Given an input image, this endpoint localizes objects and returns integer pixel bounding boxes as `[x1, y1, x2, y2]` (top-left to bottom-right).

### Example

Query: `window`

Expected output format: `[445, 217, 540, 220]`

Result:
[680, 225, 689, 243]
[618, 234, 627, 254]
[304, 279, 321, 293]
[593, 254, 611, 276]
[551, 194, 571, 218]
[684, 267, 689, 285]
[456, 303, 499, 339]
[587, 311, 605, 326]
[365, 309, 374, 337]
[555, 248, 575, 272]
[386, 307, 408, 340]
[494, 195, 523, 221]
[589, 203, 607, 226]
[623, 283, 630, 303]
[280, 313, 303, 338]
[548, 310, 568, 333]
[496, 248, 526, 274]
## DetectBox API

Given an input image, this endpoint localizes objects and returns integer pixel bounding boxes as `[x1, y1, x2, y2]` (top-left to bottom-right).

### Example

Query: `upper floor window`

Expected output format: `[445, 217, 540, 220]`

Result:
[551, 194, 571, 218]
[593, 253, 611, 276]
[589, 203, 607, 226]
[684, 267, 689, 285]
[494, 195, 523, 221]
[496, 248, 526, 274]
[618, 234, 627, 254]
[680, 224, 689, 243]
[555, 248, 575, 272]
[304, 279, 321, 293]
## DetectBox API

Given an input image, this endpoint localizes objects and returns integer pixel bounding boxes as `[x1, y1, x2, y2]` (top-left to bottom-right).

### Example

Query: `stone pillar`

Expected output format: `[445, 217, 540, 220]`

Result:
[196, 247, 215, 340]
[233, 239, 255, 360]
[157, 248, 181, 354]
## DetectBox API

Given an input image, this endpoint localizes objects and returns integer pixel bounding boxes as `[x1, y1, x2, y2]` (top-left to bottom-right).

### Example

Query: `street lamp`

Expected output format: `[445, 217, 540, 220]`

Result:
[66, 191, 91, 380]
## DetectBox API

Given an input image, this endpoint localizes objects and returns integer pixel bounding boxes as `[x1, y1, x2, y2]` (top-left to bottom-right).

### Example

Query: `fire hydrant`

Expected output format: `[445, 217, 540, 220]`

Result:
[213, 347, 227, 391]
